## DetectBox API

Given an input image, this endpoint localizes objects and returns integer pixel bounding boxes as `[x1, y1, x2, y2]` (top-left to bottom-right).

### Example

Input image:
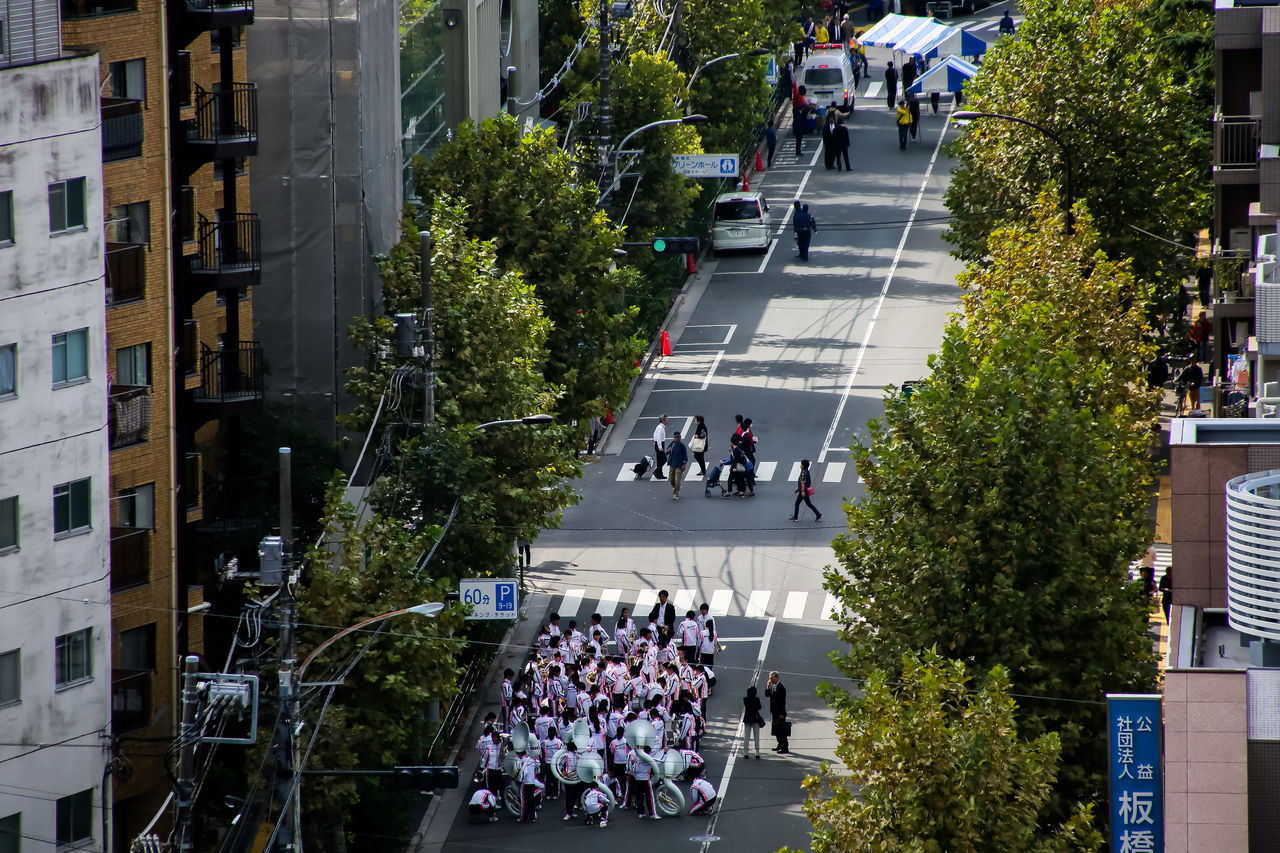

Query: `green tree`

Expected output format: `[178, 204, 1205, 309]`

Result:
[789, 651, 1102, 853]
[417, 116, 644, 429]
[288, 484, 469, 851]
[828, 306, 1159, 816]
[679, 0, 774, 154]
[943, 0, 1209, 318]
[344, 199, 580, 578]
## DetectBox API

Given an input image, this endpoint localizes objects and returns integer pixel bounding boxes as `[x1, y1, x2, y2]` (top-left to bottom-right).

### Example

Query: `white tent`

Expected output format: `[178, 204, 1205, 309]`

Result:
[895, 21, 988, 59]
[859, 14, 936, 48]
[905, 55, 979, 94]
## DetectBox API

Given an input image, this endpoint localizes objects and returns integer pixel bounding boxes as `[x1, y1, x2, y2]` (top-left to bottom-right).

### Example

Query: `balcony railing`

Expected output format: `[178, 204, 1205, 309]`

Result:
[194, 341, 264, 404]
[185, 82, 258, 154]
[184, 214, 261, 295]
[102, 98, 144, 162]
[172, 0, 254, 46]
[112, 669, 152, 735]
[106, 243, 146, 304]
[1214, 114, 1261, 169]
[62, 0, 137, 18]
[111, 526, 151, 590]
[109, 385, 152, 449]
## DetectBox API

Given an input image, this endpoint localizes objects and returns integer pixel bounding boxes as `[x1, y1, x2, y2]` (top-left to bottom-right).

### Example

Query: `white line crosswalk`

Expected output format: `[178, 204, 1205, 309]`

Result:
[617, 459, 861, 485]
[542, 585, 845, 623]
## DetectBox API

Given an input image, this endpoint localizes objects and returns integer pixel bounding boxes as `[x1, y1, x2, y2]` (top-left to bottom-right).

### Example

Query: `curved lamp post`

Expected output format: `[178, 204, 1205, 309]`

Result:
[684, 49, 772, 112]
[601, 115, 709, 205]
[475, 414, 554, 431]
[298, 602, 445, 682]
[953, 110, 1074, 234]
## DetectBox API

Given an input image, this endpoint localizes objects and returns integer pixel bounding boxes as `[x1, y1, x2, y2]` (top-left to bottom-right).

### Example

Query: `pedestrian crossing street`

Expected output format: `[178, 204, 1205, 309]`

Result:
[616, 459, 863, 485]
[541, 585, 847, 625]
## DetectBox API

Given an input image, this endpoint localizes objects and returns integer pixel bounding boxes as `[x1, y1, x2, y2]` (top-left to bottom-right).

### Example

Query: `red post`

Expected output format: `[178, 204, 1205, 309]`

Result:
[686, 252, 696, 274]
[741, 174, 749, 191]
[660, 330, 672, 356]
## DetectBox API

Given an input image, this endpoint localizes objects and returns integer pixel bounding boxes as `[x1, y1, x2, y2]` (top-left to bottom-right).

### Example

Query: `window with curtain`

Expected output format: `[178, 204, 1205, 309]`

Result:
[55, 629, 92, 686]
[48, 178, 87, 234]
[52, 328, 88, 386]
[115, 342, 151, 387]
[0, 344, 14, 397]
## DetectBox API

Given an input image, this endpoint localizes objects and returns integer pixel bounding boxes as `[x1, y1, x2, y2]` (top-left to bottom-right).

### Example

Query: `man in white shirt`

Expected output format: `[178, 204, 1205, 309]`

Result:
[477, 727, 504, 797]
[652, 415, 669, 479]
[677, 610, 702, 664]
[518, 749, 541, 823]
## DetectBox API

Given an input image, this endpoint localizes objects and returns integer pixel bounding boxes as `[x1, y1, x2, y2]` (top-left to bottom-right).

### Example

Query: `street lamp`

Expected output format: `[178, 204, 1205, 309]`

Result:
[474, 414, 554, 431]
[684, 49, 771, 110]
[953, 110, 1075, 235]
[298, 602, 445, 682]
[602, 115, 710, 204]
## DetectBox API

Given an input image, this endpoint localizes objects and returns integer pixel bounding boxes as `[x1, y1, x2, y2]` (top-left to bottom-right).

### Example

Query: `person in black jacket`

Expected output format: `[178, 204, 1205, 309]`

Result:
[790, 458, 822, 522]
[742, 686, 765, 758]
[765, 671, 789, 753]
[649, 589, 677, 642]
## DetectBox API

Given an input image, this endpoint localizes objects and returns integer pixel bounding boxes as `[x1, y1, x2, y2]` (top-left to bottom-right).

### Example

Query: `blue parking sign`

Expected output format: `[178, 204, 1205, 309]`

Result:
[460, 578, 520, 620]
[495, 581, 516, 615]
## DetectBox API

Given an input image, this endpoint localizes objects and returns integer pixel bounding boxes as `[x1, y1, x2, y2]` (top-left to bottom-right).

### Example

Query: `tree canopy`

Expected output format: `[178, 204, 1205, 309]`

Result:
[791, 651, 1102, 853]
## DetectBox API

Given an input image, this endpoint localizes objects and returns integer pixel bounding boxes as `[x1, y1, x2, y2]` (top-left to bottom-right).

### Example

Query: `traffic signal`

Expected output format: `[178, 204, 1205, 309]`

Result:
[651, 237, 699, 255]
[394, 766, 461, 790]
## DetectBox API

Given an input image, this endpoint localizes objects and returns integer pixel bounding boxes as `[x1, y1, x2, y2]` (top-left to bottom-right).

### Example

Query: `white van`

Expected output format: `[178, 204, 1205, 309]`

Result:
[711, 191, 771, 254]
[802, 44, 855, 109]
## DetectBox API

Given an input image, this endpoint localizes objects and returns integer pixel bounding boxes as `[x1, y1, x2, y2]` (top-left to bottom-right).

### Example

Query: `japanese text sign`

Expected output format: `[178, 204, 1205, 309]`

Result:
[1107, 694, 1163, 853]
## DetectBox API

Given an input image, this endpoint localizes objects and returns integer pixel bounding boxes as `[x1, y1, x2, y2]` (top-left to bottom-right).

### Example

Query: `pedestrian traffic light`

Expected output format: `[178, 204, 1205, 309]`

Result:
[394, 766, 461, 790]
[651, 237, 699, 254]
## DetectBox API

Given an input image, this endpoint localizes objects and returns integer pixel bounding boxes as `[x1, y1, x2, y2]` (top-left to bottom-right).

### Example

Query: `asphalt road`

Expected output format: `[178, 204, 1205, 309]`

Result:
[440, 6, 1015, 850]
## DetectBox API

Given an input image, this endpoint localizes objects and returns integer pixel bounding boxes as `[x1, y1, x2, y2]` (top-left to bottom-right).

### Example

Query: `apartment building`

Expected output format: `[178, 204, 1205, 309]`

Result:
[0, 2, 113, 849]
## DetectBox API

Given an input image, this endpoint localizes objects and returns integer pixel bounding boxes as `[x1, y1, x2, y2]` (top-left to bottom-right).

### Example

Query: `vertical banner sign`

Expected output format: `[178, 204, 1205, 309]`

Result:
[1107, 694, 1163, 853]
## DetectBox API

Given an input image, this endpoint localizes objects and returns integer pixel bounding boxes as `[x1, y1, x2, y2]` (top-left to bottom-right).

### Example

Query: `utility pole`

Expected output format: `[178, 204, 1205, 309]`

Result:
[270, 447, 299, 853]
[598, 0, 611, 169]
[173, 655, 200, 852]
[419, 231, 435, 425]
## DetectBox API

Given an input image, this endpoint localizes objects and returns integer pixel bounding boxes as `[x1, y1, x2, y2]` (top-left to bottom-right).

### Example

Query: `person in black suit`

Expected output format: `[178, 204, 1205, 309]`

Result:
[765, 671, 789, 753]
[649, 589, 676, 642]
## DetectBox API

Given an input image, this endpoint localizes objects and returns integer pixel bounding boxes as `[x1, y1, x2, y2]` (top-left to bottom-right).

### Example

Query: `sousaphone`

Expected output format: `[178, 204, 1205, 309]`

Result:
[575, 751, 618, 807]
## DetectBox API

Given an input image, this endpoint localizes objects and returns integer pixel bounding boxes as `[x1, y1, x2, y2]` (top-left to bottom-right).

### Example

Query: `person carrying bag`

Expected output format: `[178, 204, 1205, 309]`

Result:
[742, 685, 766, 758]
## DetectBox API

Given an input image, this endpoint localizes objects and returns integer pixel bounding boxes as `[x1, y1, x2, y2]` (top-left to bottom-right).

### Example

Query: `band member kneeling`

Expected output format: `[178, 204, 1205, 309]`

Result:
[689, 777, 718, 815]
[469, 788, 499, 823]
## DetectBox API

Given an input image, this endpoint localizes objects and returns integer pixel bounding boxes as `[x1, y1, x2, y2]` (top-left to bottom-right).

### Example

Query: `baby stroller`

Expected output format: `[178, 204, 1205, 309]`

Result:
[705, 458, 729, 497]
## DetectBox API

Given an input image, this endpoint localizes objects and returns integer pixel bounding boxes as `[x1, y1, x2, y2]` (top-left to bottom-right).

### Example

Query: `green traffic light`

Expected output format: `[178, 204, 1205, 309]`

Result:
[653, 238, 667, 252]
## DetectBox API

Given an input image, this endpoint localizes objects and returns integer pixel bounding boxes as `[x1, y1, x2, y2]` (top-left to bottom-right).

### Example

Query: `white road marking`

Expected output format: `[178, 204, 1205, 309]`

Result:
[634, 588, 658, 616]
[683, 323, 738, 345]
[756, 167, 814, 274]
[788, 461, 803, 483]
[823, 462, 846, 483]
[864, 81, 883, 99]
[821, 592, 840, 620]
[709, 589, 732, 616]
[744, 590, 771, 618]
[754, 460, 777, 482]
[699, 351, 724, 390]
[783, 591, 808, 620]
[674, 588, 696, 613]
[680, 417, 694, 443]
[820, 113, 954, 462]
[701, 617, 776, 853]
[558, 589, 584, 618]
[596, 588, 622, 617]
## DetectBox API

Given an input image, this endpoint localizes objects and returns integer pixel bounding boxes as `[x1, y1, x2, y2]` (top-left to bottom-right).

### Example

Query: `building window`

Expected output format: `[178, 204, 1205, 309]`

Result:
[109, 58, 146, 103]
[55, 789, 93, 847]
[54, 479, 91, 537]
[0, 496, 16, 552]
[116, 343, 151, 387]
[0, 813, 19, 853]
[181, 186, 196, 243]
[48, 178, 87, 234]
[52, 329, 89, 387]
[0, 344, 13, 398]
[183, 453, 202, 511]
[117, 484, 154, 529]
[210, 26, 244, 51]
[110, 201, 149, 246]
[0, 190, 13, 246]
[120, 624, 155, 671]
[0, 650, 18, 707]
[55, 629, 92, 688]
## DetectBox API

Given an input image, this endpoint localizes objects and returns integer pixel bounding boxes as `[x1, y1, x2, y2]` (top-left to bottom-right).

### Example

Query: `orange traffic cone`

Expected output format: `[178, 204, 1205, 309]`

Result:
[741, 174, 749, 191]
[686, 252, 696, 274]
[660, 330, 672, 356]
[756, 149, 765, 171]
[604, 400, 614, 425]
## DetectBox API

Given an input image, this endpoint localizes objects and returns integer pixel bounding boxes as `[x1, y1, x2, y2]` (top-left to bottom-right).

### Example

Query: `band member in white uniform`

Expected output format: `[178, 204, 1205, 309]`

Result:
[689, 777, 718, 815]
[469, 788, 499, 823]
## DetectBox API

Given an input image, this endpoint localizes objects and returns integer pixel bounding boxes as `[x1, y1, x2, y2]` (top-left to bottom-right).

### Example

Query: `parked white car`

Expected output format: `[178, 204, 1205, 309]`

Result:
[711, 191, 771, 254]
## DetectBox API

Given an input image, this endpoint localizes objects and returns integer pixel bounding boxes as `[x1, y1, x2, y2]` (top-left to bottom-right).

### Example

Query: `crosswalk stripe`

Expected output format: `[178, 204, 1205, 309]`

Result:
[709, 589, 732, 616]
[788, 461, 802, 483]
[674, 588, 697, 613]
[823, 462, 846, 483]
[616, 464, 636, 481]
[755, 460, 777, 482]
[597, 588, 622, 617]
[745, 590, 771, 618]
[559, 589, 585, 618]
[865, 81, 884, 99]
[821, 592, 840, 620]
[635, 589, 658, 616]
[783, 591, 808, 620]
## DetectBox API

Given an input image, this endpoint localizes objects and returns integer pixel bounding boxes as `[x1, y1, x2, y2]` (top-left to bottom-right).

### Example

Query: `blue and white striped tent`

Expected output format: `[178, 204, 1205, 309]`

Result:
[906, 55, 979, 94]
[895, 21, 987, 59]
[858, 14, 937, 48]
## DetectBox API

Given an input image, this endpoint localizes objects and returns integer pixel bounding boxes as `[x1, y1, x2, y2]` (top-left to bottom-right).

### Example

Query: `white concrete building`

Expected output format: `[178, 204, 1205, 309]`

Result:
[0, 2, 112, 850]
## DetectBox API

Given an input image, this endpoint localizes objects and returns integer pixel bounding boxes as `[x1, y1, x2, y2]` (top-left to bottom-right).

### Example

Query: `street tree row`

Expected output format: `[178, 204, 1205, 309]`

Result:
[797, 0, 1214, 846]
